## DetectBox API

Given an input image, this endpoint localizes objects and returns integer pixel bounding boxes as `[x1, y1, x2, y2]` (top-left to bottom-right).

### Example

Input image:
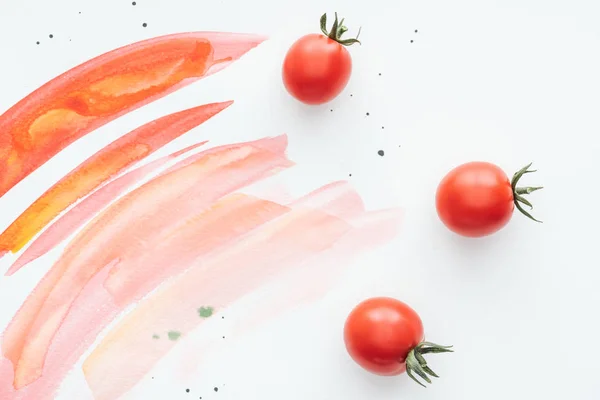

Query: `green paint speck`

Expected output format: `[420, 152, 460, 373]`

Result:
[168, 331, 182, 341]
[197, 306, 214, 318]
[152, 334, 160, 339]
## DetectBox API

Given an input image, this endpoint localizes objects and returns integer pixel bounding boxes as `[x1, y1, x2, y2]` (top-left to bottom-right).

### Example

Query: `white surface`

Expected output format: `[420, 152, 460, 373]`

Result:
[1, 0, 600, 399]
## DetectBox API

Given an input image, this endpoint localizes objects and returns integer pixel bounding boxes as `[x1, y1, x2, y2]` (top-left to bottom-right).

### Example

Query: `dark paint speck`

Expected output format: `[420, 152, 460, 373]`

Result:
[378, 150, 385, 156]
[366, 112, 370, 116]
[36, 41, 40, 45]
[132, 1, 137, 4]
[186, 389, 190, 393]
[381, 126, 385, 129]
[49, 34, 54, 38]
[214, 387, 219, 392]
[142, 22, 148, 27]
[410, 40, 414, 43]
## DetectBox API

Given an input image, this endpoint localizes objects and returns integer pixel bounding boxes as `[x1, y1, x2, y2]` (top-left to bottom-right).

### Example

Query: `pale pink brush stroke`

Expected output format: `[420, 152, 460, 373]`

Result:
[0, 263, 116, 400]
[82, 204, 353, 400]
[8, 141, 208, 273]
[288, 180, 366, 219]
[82, 192, 400, 400]
[175, 191, 401, 380]
[231, 209, 402, 338]
[0, 136, 291, 396]
[0, 197, 287, 400]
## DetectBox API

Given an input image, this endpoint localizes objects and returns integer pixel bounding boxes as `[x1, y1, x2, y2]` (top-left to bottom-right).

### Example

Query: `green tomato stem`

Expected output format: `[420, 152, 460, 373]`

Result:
[511, 163, 544, 223]
[405, 342, 453, 387]
[320, 12, 361, 46]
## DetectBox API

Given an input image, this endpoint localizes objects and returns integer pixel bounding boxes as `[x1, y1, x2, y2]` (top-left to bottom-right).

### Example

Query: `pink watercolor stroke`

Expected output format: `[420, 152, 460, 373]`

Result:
[0, 135, 291, 398]
[7, 140, 208, 274]
[0, 137, 401, 400]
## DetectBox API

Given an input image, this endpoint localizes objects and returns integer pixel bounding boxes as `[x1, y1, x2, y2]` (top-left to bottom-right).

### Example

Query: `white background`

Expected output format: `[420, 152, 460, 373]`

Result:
[1, 0, 600, 399]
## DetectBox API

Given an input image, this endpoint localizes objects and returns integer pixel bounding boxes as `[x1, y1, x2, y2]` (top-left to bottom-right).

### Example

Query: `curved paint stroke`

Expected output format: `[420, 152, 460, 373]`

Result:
[0, 179, 399, 400]
[0, 101, 232, 260]
[0, 135, 291, 394]
[7, 140, 208, 274]
[82, 188, 400, 400]
[0, 32, 265, 199]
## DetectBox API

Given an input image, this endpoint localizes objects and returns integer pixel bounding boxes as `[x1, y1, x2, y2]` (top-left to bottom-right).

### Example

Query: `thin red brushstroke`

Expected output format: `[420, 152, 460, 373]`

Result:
[7, 141, 208, 274]
[0, 32, 265, 199]
[0, 101, 232, 258]
[0, 136, 292, 396]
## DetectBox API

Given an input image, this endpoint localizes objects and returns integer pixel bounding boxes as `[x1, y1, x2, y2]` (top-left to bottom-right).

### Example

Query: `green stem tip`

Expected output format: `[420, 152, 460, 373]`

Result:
[320, 12, 361, 46]
[511, 162, 544, 223]
[405, 342, 454, 387]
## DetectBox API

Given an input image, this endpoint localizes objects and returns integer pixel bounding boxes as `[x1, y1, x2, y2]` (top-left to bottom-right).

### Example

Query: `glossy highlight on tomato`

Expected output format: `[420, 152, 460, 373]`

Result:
[282, 13, 360, 105]
[344, 297, 453, 387]
[436, 162, 543, 237]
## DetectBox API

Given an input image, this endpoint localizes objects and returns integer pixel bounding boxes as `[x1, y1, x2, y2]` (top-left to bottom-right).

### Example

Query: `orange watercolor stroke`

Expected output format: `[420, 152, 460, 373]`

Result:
[0, 136, 292, 394]
[6, 140, 208, 275]
[0, 101, 232, 258]
[0, 32, 265, 199]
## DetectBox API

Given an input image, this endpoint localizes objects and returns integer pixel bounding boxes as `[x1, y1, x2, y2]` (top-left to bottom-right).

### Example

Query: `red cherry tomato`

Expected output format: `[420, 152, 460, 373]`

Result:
[436, 162, 543, 237]
[282, 13, 360, 105]
[344, 297, 452, 387]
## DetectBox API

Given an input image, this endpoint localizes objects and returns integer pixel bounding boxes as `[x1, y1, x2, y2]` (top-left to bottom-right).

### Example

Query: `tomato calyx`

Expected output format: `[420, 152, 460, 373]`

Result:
[405, 342, 453, 387]
[320, 12, 362, 46]
[511, 162, 544, 223]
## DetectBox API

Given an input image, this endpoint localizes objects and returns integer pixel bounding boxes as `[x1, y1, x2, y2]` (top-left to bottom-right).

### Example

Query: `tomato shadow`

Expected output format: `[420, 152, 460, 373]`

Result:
[276, 85, 348, 136]
[339, 359, 418, 398]
[282, 95, 332, 117]
[435, 223, 518, 275]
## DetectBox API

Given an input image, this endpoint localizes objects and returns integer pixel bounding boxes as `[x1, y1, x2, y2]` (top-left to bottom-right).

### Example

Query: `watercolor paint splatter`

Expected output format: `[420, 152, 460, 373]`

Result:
[198, 307, 215, 318]
[0, 31, 400, 400]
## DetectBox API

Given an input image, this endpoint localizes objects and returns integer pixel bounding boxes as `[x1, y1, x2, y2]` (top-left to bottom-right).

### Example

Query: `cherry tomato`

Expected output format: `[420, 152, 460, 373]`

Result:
[344, 297, 452, 387]
[436, 162, 543, 237]
[282, 13, 360, 105]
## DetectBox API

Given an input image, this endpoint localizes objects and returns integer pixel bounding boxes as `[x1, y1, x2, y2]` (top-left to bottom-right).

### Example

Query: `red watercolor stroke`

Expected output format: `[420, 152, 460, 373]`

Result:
[0, 32, 265, 199]
[0, 101, 232, 260]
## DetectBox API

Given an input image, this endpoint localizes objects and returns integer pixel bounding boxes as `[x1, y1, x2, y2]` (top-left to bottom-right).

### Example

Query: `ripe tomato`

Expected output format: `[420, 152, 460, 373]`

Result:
[344, 297, 452, 387]
[436, 162, 543, 237]
[282, 13, 360, 105]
